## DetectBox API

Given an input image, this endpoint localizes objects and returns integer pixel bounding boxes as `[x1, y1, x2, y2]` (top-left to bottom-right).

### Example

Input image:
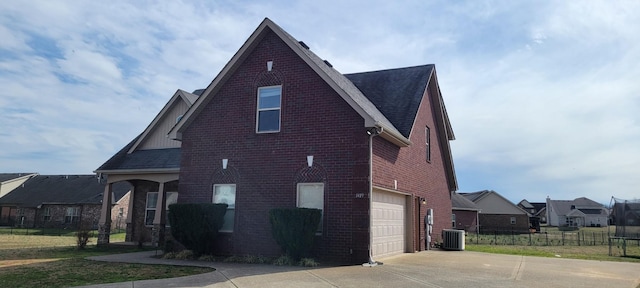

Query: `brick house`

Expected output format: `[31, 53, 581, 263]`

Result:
[452, 192, 479, 232]
[95, 89, 200, 242]
[97, 18, 457, 264]
[0, 175, 130, 229]
[460, 190, 529, 233]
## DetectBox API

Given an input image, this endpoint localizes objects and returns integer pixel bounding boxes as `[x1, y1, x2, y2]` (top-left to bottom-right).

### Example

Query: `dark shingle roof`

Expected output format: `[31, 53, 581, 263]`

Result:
[460, 190, 492, 202]
[548, 197, 606, 216]
[345, 65, 434, 138]
[0, 173, 35, 182]
[95, 135, 181, 172]
[452, 192, 479, 210]
[0, 175, 131, 207]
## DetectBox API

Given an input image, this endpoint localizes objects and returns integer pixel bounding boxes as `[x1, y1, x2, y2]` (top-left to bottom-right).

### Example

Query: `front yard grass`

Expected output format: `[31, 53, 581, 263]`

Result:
[0, 235, 213, 288]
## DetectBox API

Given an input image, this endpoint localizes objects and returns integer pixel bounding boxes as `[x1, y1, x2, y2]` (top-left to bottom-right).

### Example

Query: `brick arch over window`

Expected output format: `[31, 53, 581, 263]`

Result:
[294, 163, 328, 183]
[253, 69, 285, 87]
[211, 165, 240, 184]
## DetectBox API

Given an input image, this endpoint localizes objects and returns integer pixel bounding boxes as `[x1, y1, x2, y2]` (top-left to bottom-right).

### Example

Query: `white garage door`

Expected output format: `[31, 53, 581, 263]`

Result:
[372, 190, 406, 258]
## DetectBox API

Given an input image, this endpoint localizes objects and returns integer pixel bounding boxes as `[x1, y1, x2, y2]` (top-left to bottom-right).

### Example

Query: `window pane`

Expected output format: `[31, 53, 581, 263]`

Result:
[146, 193, 158, 208]
[258, 87, 281, 109]
[214, 185, 236, 208]
[258, 110, 280, 132]
[166, 192, 179, 208]
[298, 184, 324, 209]
[214, 185, 236, 232]
[297, 183, 324, 232]
[145, 210, 155, 226]
[221, 209, 235, 232]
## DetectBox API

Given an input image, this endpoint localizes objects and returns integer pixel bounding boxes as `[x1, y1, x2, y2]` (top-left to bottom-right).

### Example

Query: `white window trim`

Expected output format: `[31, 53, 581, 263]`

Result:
[510, 216, 516, 225]
[256, 85, 282, 133]
[296, 182, 324, 234]
[145, 192, 158, 226]
[213, 184, 236, 233]
[145, 191, 178, 227]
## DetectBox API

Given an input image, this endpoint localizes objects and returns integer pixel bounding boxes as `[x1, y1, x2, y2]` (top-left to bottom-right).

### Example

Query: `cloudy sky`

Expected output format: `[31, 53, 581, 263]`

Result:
[1, 1, 638, 205]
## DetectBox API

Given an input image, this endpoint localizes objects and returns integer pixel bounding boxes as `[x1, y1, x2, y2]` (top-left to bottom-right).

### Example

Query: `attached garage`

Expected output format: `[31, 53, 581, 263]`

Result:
[372, 189, 408, 258]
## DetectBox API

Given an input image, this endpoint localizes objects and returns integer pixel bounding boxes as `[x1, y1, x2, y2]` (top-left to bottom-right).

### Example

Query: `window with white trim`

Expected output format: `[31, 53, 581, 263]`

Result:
[145, 192, 158, 226]
[452, 213, 456, 228]
[297, 183, 324, 233]
[213, 184, 236, 232]
[43, 207, 51, 222]
[510, 216, 516, 225]
[256, 86, 281, 133]
[65, 207, 80, 224]
[145, 192, 178, 226]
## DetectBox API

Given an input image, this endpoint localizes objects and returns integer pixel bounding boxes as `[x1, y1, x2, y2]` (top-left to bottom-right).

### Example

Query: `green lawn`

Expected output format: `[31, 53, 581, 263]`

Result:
[0, 234, 213, 288]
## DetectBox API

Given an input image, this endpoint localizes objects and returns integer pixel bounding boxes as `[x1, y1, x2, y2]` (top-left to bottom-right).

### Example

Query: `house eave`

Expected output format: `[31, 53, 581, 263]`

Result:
[94, 168, 180, 175]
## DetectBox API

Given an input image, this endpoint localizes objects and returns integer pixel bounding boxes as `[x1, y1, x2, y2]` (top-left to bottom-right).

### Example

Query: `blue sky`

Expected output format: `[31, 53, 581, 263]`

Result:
[1, 1, 638, 205]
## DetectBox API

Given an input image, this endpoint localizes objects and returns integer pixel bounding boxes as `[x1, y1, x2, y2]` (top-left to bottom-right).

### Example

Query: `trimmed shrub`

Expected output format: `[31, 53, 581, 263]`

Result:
[168, 203, 228, 255]
[268, 208, 321, 260]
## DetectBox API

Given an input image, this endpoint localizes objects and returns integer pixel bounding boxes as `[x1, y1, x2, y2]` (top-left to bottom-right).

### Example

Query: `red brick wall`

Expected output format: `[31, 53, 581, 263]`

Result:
[179, 30, 370, 263]
[372, 85, 453, 251]
[479, 214, 530, 233]
[453, 210, 478, 232]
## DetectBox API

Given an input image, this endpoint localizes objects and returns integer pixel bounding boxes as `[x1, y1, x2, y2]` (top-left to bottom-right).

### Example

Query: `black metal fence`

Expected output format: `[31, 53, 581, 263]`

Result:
[466, 230, 640, 246]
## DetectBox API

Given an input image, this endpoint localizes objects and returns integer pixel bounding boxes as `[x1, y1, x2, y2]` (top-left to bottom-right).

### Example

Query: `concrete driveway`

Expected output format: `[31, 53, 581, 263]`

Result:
[81, 250, 640, 288]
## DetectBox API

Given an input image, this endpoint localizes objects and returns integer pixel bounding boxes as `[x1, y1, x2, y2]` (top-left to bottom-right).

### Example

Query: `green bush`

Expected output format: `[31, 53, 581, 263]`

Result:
[168, 203, 228, 255]
[268, 208, 321, 260]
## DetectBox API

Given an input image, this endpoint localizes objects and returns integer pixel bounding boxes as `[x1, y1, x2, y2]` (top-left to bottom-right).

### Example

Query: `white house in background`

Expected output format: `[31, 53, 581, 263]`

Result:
[546, 196, 608, 227]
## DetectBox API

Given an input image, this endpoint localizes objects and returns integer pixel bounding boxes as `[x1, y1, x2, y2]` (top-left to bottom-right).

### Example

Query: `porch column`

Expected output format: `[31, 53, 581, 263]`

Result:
[152, 182, 166, 246]
[98, 183, 113, 245]
[125, 186, 135, 242]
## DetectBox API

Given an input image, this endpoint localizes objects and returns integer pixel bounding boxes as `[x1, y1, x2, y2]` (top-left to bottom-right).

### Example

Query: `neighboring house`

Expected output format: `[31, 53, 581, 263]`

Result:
[95, 89, 200, 243]
[517, 199, 547, 231]
[546, 197, 608, 228]
[461, 190, 529, 233]
[111, 190, 130, 231]
[0, 173, 38, 225]
[0, 175, 130, 229]
[452, 192, 479, 232]
[96, 18, 458, 264]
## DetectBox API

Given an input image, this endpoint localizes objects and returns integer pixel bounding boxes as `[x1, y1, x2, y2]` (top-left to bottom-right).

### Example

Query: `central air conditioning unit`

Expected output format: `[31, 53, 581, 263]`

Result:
[442, 229, 465, 251]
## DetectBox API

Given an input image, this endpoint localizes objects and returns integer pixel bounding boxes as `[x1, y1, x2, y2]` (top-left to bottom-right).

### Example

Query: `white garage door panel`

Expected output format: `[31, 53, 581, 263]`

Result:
[372, 190, 406, 258]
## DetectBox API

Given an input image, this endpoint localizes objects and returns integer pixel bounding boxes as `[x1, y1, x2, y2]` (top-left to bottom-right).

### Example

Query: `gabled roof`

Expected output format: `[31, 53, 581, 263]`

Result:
[460, 190, 528, 215]
[95, 135, 181, 174]
[452, 192, 479, 211]
[547, 197, 606, 217]
[95, 89, 198, 174]
[127, 89, 198, 154]
[169, 18, 411, 147]
[0, 175, 131, 208]
[0, 173, 37, 183]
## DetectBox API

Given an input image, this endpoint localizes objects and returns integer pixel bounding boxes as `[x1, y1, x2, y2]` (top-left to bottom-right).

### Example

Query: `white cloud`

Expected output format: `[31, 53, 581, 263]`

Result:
[0, 0, 638, 205]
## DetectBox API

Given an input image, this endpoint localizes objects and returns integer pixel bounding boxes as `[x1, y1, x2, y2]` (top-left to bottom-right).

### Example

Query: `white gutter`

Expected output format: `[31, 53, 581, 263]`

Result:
[363, 126, 382, 267]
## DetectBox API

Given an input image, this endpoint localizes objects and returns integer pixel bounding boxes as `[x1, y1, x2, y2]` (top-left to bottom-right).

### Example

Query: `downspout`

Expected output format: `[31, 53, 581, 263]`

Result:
[363, 126, 382, 267]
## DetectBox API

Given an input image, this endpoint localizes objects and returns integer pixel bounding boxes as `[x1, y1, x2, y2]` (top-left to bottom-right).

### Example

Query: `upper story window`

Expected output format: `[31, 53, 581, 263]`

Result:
[426, 126, 431, 162]
[257, 86, 281, 133]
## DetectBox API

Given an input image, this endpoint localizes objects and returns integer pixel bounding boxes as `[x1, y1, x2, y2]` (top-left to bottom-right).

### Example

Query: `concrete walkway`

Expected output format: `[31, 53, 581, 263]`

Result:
[78, 250, 640, 288]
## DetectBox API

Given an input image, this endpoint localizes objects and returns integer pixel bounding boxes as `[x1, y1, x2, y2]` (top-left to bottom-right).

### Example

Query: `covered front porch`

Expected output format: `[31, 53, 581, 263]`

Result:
[98, 172, 179, 247]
